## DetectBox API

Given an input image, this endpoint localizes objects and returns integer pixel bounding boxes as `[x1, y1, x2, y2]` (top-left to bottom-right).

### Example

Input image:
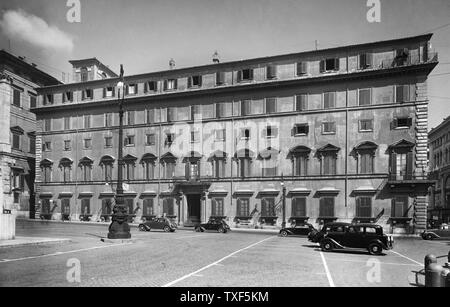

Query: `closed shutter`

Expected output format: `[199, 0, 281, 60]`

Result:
[163, 80, 168, 91]
[319, 60, 325, 73]
[237, 70, 242, 82]
[249, 69, 254, 80]
[187, 76, 192, 88]
[174, 79, 178, 89]
[334, 58, 340, 70]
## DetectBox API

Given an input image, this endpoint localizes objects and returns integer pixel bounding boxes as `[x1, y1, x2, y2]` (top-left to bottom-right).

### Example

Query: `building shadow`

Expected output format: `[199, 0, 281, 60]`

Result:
[410, 269, 425, 287]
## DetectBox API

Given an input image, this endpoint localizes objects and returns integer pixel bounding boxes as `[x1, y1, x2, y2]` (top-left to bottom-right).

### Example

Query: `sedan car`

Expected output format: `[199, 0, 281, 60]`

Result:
[422, 224, 450, 240]
[138, 217, 177, 232]
[279, 223, 316, 237]
[195, 219, 230, 233]
[310, 222, 394, 255]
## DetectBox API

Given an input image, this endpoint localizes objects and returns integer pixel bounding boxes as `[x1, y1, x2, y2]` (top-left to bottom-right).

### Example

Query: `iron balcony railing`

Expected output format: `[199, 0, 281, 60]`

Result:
[388, 170, 429, 181]
[381, 52, 438, 69]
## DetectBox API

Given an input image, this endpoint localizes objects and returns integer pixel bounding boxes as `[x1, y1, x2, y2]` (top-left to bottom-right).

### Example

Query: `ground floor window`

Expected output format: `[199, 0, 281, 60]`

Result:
[391, 196, 408, 217]
[41, 199, 51, 214]
[292, 197, 307, 217]
[143, 198, 154, 216]
[163, 198, 174, 216]
[61, 199, 70, 215]
[356, 197, 372, 217]
[102, 199, 113, 215]
[261, 198, 276, 216]
[319, 197, 335, 217]
[237, 198, 250, 217]
[211, 198, 224, 216]
[81, 198, 90, 215]
[125, 199, 134, 214]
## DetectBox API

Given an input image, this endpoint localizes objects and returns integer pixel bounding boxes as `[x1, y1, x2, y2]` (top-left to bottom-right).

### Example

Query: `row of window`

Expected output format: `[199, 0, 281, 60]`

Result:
[41, 195, 411, 221]
[12, 87, 37, 109]
[432, 146, 450, 169]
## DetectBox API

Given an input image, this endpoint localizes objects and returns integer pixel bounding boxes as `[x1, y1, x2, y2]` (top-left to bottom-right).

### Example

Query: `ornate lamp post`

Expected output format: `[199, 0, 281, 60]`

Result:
[280, 177, 286, 229]
[107, 65, 131, 239]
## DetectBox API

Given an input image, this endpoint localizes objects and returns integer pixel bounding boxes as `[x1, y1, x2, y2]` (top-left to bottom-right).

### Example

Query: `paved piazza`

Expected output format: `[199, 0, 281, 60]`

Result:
[0, 220, 448, 287]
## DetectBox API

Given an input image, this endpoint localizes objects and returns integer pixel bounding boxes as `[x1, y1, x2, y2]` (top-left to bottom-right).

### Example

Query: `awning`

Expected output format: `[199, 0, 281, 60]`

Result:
[58, 192, 73, 198]
[316, 187, 340, 196]
[257, 189, 280, 197]
[99, 192, 115, 198]
[39, 192, 53, 199]
[352, 186, 377, 195]
[288, 188, 312, 196]
[140, 191, 157, 198]
[78, 192, 94, 198]
[233, 189, 254, 197]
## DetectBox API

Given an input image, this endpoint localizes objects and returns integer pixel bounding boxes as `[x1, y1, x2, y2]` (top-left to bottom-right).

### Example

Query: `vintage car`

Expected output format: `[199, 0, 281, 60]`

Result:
[195, 219, 231, 233]
[310, 222, 394, 255]
[279, 223, 316, 237]
[138, 217, 177, 232]
[422, 224, 450, 240]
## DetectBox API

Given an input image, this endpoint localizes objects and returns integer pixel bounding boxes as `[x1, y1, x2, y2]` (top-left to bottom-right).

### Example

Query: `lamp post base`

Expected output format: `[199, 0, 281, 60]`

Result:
[107, 204, 131, 239]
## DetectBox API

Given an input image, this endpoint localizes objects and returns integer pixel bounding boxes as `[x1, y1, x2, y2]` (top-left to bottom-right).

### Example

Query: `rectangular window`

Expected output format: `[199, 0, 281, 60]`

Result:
[127, 84, 137, 95]
[164, 79, 177, 91]
[64, 117, 71, 130]
[232, 101, 241, 117]
[320, 58, 340, 72]
[266, 65, 277, 79]
[392, 196, 408, 218]
[29, 95, 37, 109]
[262, 160, 277, 177]
[241, 100, 251, 116]
[193, 104, 215, 120]
[13, 88, 21, 107]
[265, 98, 277, 114]
[163, 198, 174, 216]
[238, 69, 253, 82]
[146, 109, 155, 124]
[190, 130, 200, 143]
[323, 154, 337, 175]
[240, 128, 251, 140]
[64, 140, 71, 151]
[126, 111, 135, 125]
[83, 139, 92, 149]
[296, 94, 308, 111]
[293, 155, 308, 176]
[145, 81, 157, 92]
[43, 141, 51, 152]
[29, 136, 36, 154]
[83, 115, 91, 129]
[125, 135, 135, 146]
[146, 134, 155, 146]
[358, 88, 371, 106]
[359, 119, 373, 132]
[359, 53, 373, 69]
[217, 102, 232, 118]
[215, 129, 226, 142]
[169, 106, 190, 122]
[45, 94, 53, 105]
[63, 91, 73, 103]
[261, 198, 276, 216]
[239, 159, 251, 177]
[360, 153, 374, 174]
[104, 87, 114, 98]
[297, 62, 308, 76]
[105, 113, 113, 127]
[12, 134, 20, 150]
[83, 89, 93, 100]
[105, 137, 112, 148]
[124, 199, 134, 215]
[213, 159, 225, 178]
[264, 126, 278, 138]
[211, 198, 224, 216]
[165, 133, 175, 146]
[216, 72, 226, 86]
[396, 85, 414, 103]
[81, 199, 90, 215]
[323, 92, 336, 109]
[164, 162, 175, 179]
[188, 75, 202, 88]
[319, 197, 335, 217]
[392, 117, 413, 129]
[322, 122, 336, 134]
[143, 199, 154, 216]
[293, 124, 309, 136]
[44, 119, 52, 132]
[237, 198, 250, 217]
[292, 197, 307, 217]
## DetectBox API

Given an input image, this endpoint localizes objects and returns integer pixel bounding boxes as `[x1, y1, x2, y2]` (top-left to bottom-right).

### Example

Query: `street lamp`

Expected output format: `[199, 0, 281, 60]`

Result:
[107, 65, 131, 239]
[280, 176, 286, 229]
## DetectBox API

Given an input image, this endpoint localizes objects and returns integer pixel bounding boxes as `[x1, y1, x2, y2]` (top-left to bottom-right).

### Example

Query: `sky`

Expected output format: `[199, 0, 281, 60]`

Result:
[0, 0, 449, 130]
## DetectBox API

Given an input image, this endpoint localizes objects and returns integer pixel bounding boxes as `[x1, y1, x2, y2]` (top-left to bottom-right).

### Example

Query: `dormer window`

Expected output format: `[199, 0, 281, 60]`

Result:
[188, 75, 202, 88]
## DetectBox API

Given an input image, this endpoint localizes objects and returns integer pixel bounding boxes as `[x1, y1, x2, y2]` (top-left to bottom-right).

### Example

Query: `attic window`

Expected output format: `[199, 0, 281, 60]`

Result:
[146, 81, 157, 92]
[105, 87, 114, 98]
[320, 58, 340, 72]
[392, 117, 412, 129]
[188, 75, 202, 88]
[63, 91, 73, 103]
[83, 89, 93, 100]
[238, 69, 253, 82]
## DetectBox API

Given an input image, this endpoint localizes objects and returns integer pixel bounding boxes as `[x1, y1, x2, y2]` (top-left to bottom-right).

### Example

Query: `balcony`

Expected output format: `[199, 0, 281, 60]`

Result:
[380, 52, 438, 69]
[387, 171, 435, 195]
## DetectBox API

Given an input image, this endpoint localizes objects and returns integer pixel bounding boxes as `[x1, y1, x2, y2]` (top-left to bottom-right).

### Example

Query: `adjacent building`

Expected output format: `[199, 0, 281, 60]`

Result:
[0, 50, 60, 239]
[33, 34, 438, 234]
[428, 116, 450, 225]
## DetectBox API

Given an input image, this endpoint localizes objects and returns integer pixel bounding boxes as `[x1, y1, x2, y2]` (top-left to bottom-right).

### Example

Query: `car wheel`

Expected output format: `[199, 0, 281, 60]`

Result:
[163, 226, 170, 232]
[321, 240, 334, 252]
[138, 225, 147, 232]
[368, 243, 383, 255]
[280, 230, 289, 237]
[425, 233, 434, 241]
[218, 227, 225, 233]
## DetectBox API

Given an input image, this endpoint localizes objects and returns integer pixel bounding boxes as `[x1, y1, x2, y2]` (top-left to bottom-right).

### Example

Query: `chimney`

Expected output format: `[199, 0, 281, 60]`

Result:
[169, 58, 176, 69]
[212, 51, 220, 64]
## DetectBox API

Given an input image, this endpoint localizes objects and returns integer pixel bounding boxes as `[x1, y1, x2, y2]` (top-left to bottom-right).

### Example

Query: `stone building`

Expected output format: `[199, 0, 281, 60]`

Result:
[428, 116, 450, 225]
[33, 34, 438, 234]
[0, 50, 60, 239]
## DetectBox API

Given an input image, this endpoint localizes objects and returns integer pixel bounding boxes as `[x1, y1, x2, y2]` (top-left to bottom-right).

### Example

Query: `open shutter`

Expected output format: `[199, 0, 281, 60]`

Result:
[396, 85, 403, 103]
[366, 53, 373, 68]
[112, 87, 116, 97]
[198, 76, 202, 87]
[403, 85, 410, 102]
[305, 125, 310, 135]
[249, 69, 254, 80]
[390, 152, 397, 175]
[407, 117, 413, 127]
[187, 77, 192, 88]
[334, 58, 340, 71]
[237, 70, 242, 82]
[163, 80, 168, 91]
[319, 60, 325, 73]
[406, 152, 413, 179]
[144, 82, 148, 93]
[174, 79, 178, 90]
[391, 118, 398, 130]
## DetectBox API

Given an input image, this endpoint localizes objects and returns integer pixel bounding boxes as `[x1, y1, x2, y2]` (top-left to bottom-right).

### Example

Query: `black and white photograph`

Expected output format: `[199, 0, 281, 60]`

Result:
[0, 0, 450, 293]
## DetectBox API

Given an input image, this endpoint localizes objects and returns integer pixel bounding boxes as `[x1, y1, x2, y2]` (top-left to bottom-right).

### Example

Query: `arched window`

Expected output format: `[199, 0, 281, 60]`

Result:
[40, 159, 53, 183]
[208, 150, 227, 178]
[59, 158, 73, 183]
[288, 146, 311, 176]
[317, 144, 340, 175]
[234, 149, 254, 178]
[258, 147, 279, 177]
[354, 142, 378, 174]
[100, 155, 115, 182]
[141, 153, 157, 180]
[79, 157, 93, 182]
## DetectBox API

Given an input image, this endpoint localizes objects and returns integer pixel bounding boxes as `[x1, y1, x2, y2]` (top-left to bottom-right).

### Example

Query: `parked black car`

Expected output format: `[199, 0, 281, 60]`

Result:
[421, 224, 450, 240]
[310, 222, 394, 255]
[279, 223, 316, 237]
[195, 219, 230, 233]
[138, 217, 177, 232]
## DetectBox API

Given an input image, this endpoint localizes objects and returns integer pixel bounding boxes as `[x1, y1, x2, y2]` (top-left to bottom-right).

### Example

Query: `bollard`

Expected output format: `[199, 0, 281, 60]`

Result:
[425, 263, 444, 287]
[441, 268, 450, 287]
[425, 254, 437, 268]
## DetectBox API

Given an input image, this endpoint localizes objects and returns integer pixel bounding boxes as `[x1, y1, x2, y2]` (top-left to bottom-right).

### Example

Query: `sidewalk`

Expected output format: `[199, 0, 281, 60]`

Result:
[0, 236, 71, 248]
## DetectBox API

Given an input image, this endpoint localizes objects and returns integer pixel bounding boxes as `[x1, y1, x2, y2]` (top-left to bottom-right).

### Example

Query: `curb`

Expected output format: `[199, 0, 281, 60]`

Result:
[0, 237, 72, 249]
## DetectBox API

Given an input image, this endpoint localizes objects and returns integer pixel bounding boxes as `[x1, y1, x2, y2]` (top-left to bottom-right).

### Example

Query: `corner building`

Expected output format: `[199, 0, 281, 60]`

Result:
[33, 34, 437, 234]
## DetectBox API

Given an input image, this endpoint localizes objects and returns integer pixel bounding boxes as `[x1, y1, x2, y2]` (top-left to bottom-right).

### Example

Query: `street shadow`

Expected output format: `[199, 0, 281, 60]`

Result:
[410, 269, 425, 287]
[85, 233, 105, 238]
[301, 244, 320, 248]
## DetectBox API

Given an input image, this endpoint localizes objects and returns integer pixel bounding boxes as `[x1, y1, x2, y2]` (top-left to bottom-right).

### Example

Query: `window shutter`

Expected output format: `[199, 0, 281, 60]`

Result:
[249, 69, 254, 80]
[403, 85, 410, 102]
[366, 53, 373, 67]
[305, 125, 310, 135]
[163, 80, 168, 91]
[390, 152, 397, 175]
[319, 60, 325, 73]
[359, 54, 366, 69]
[198, 76, 202, 87]
[174, 79, 178, 89]
[144, 82, 148, 93]
[103, 88, 106, 98]
[187, 77, 192, 88]
[112, 87, 116, 97]
[407, 117, 413, 127]
[406, 152, 413, 179]
[334, 58, 340, 70]
[237, 71, 242, 82]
